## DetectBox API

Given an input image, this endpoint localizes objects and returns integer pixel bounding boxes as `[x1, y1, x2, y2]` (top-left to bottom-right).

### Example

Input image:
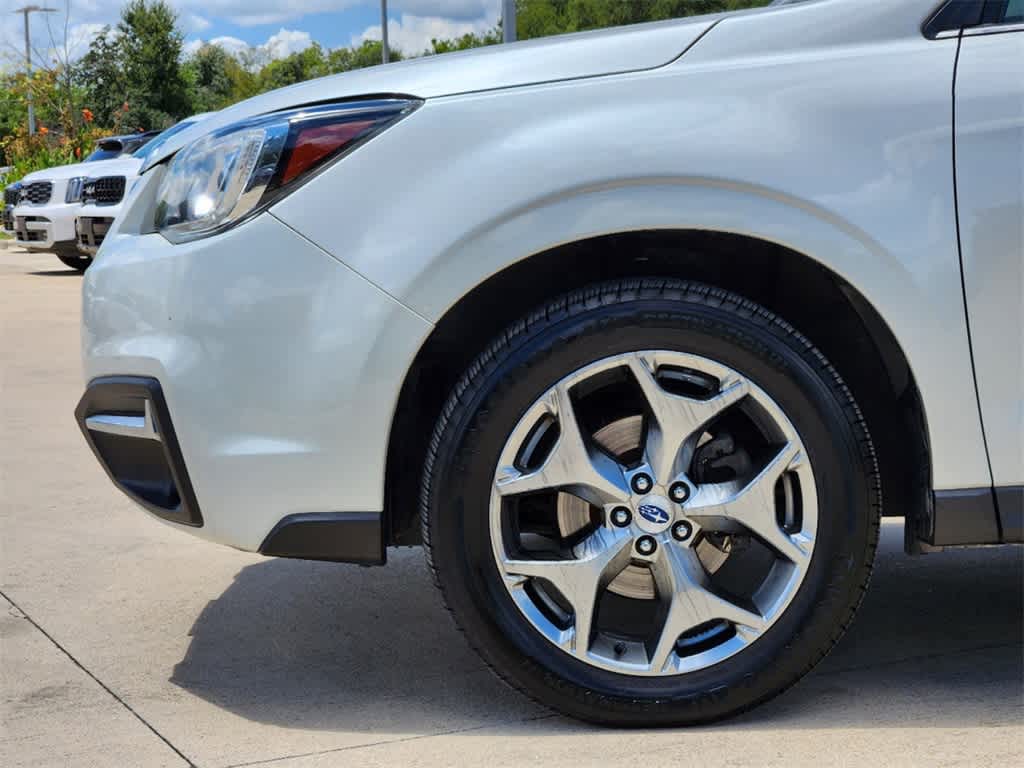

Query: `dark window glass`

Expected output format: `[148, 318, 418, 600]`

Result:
[84, 148, 122, 162]
[1004, 0, 1024, 22]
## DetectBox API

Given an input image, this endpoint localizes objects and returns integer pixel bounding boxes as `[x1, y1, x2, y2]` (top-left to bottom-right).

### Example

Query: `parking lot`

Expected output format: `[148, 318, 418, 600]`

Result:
[1, 243, 1022, 767]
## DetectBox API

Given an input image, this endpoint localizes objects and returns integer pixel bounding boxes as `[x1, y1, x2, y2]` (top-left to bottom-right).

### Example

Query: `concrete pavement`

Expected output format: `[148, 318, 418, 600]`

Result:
[1, 247, 1021, 767]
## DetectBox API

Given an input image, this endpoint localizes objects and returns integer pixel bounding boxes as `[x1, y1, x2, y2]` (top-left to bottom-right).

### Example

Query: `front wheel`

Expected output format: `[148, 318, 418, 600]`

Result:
[421, 279, 880, 726]
[54, 244, 92, 273]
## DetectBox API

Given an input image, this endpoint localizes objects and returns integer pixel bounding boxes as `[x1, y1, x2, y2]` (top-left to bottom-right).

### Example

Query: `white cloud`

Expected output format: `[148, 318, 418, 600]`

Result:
[62, 22, 108, 62]
[183, 14, 212, 34]
[0, 1, 499, 69]
[187, 27, 313, 62]
[262, 28, 313, 59]
[207, 35, 251, 57]
[354, 12, 496, 56]
[183, 38, 205, 57]
[175, 1, 492, 29]
[395, 1, 494, 22]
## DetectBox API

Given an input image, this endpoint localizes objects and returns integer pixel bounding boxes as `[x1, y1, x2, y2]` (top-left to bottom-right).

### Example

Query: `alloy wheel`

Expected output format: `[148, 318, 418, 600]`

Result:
[489, 350, 817, 676]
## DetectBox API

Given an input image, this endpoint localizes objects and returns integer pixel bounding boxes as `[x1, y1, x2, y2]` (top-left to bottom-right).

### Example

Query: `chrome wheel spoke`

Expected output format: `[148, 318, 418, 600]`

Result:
[648, 544, 766, 672]
[628, 354, 749, 482]
[495, 382, 629, 506]
[501, 528, 633, 656]
[686, 441, 810, 564]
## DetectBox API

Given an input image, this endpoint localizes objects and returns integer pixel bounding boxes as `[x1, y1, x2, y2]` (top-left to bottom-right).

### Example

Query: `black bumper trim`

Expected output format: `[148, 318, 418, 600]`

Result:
[75, 376, 203, 527]
[994, 486, 1023, 544]
[929, 487, 1001, 546]
[260, 512, 385, 565]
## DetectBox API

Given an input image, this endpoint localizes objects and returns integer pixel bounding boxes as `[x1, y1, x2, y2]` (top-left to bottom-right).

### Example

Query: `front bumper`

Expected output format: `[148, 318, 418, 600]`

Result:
[80, 211, 431, 559]
[13, 202, 77, 249]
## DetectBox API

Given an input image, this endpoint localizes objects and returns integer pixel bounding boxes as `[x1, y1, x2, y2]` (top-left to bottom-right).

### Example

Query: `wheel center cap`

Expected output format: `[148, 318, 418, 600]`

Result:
[634, 494, 673, 534]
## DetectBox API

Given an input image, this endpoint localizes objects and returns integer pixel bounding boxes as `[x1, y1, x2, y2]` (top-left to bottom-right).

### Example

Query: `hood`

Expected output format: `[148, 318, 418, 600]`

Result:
[22, 155, 143, 184]
[142, 14, 721, 171]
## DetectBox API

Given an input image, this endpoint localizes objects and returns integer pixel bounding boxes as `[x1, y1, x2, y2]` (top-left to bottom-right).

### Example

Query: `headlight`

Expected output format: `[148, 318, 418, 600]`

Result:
[154, 98, 420, 243]
[65, 177, 86, 203]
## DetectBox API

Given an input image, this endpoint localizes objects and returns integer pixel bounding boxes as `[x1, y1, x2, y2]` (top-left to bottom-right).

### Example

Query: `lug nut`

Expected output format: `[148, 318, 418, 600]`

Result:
[671, 520, 693, 542]
[635, 535, 657, 556]
[669, 481, 691, 504]
[610, 507, 632, 527]
[631, 473, 653, 494]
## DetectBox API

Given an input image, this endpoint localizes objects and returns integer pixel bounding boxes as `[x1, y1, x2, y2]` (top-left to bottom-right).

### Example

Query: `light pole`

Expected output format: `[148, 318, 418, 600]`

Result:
[13, 5, 57, 135]
[380, 0, 389, 63]
[502, 0, 516, 43]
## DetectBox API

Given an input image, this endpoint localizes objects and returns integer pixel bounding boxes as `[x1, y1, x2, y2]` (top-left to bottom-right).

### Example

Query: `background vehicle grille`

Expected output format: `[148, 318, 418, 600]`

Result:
[83, 176, 126, 205]
[77, 216, 114, 253]
[21, 181, 53, 205]
[4, 185, 20, 206]
[65, 177, 85, 203]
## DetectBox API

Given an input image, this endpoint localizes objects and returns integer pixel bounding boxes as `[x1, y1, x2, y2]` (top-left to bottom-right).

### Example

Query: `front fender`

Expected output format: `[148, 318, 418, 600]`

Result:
[272, 40, 988, 491]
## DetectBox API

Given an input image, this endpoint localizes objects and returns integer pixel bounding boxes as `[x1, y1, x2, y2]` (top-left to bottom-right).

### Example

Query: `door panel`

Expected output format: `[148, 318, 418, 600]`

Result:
[954, 29, 1024, 487]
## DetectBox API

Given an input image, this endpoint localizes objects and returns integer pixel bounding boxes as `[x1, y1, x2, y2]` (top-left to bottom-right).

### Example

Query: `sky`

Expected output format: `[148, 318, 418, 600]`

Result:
[0, 0, 502, 67]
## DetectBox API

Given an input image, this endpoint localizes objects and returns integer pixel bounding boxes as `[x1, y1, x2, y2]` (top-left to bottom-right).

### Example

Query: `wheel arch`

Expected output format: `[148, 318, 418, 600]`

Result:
[384, 227, 931, 552]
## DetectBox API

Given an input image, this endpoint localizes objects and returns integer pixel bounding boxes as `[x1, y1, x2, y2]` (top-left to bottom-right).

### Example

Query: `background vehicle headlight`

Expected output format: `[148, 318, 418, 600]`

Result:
[65, 177, 86, 203]
[154, 98, 420, 244]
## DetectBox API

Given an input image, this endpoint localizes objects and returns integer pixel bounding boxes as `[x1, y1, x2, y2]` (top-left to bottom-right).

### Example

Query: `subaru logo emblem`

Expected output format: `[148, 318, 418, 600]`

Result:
[638, 504, 669, 525]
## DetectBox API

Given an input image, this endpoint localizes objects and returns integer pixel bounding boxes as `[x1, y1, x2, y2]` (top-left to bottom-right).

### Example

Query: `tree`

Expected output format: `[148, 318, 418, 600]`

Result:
[75, 27, 128, 129]
[257, 44, 329, 91]
[515, 0, 771, 39]
[327, 40, 403, 74]
[426, 29, 502, 56]
[117, 0, 189, 129]
[183, 44, 239, 112]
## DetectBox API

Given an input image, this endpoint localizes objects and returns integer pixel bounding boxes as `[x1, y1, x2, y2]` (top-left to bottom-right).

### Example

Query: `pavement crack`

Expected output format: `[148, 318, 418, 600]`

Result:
[0, 589, 199, 768]
[220, 713, 559, 768]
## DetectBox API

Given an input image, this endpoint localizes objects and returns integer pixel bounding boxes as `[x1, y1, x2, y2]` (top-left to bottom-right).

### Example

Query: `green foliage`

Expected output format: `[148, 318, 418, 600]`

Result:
[76, 28, 129, 129]
[183, 44, 242, 112]
[515, 0, 771, 39]
[0, 75, 27, 164]
[426, 28, 503, 55]
[258, 44, 329, 90]
[118, 0, 190, 129]
[327, 40, 404, 73]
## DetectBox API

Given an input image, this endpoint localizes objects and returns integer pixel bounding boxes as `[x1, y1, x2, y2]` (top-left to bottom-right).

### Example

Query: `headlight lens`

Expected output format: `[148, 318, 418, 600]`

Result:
[65, 177, 86, 203]
[154, 98, 419, 243]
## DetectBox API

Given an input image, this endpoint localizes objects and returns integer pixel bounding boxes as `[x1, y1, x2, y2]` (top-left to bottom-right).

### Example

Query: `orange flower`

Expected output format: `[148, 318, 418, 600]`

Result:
[81, 108, 94, 123]
[38, 126, 48, 135]
[75, 147, 82, 158]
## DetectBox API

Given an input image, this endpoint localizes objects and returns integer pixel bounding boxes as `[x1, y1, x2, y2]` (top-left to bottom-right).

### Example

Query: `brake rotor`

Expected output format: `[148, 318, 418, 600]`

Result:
[557, 415, 658, 599]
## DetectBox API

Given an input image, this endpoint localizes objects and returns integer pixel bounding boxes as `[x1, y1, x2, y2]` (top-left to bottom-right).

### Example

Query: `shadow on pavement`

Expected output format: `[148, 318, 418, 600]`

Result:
[28, 269, 81, 277]
[171, 521, 1022, 733]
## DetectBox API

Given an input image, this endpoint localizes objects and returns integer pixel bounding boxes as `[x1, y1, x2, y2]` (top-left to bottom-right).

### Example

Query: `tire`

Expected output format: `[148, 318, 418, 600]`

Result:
[421, 278, 881, 726]
[54, 245, 92, 273]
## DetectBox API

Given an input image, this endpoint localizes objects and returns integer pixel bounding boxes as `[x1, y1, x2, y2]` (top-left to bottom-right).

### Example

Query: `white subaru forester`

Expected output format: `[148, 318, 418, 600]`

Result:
[76, 0, 1022, 725]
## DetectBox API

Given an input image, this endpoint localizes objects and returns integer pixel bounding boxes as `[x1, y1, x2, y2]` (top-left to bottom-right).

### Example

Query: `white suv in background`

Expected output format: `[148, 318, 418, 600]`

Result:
[13, 155, 144, 271]
[13, 115, 212, 271]
[75, 113, 213, 261]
